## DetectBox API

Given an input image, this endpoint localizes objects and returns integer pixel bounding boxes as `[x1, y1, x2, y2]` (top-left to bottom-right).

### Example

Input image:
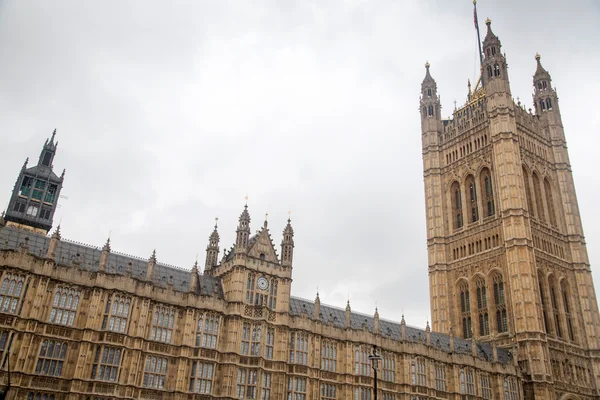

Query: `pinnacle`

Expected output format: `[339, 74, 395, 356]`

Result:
[52, 225, 62, 240]
[102, 237, 111, 252]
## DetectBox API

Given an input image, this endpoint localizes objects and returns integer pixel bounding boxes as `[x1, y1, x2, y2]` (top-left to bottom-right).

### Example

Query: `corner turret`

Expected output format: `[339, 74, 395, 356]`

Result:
[205, 218, 220, 271]
[281, 217, 294, 268]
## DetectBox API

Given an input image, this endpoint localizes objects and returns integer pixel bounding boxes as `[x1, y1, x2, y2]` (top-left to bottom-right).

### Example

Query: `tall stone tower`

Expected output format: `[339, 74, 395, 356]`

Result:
[4, 130, 65, 234]
[421, 19, 600, 399]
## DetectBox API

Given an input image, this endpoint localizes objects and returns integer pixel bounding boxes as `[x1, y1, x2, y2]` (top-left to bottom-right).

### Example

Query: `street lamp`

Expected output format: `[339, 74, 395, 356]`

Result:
[368, 345, 383, 400]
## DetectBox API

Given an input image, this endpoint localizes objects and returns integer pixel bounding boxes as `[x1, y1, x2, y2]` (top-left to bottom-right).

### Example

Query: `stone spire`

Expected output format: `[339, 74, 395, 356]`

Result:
[99, 237, 111, 272]
[46, 225, 61, 259]
[281, 216, 294, 267]
[481, 18, 511, 95]
[426, 321, 431, 345]
[146, 249, 157, 281]
[345, 300, 351, 328]
[235, 203, 251, 253]
[314, 291, 321, 322]
[420, 61, 441, 122]
[374, 307, 380, 333]
[190, 260, 200, 293]
[532, 53, 561, 120]
[401, 314, 406, 341]
[205, 218, 220, 271]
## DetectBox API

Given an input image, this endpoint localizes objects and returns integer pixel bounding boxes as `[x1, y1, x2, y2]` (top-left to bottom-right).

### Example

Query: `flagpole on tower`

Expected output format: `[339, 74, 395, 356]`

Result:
[473, 0, 484, 86]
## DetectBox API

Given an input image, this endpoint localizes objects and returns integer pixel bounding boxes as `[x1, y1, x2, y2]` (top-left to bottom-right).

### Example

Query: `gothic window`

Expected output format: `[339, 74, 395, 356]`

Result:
[494, 274, 508, 333]
[45, 184, 57, 204]
[460, 368, 475, 395]
[102, 293, 130, 333]
[355, 346, 371, 376]
[287, 376, 307, 400]
[533, 172, 546, 223]
[32, 179, 46, 201]
[480, 168, 495, 217]
[48, 286, 80, 326]
[544, 178, 558, 227]
[246, 273, 256, 305]
[561, 280, 576, 342]
[382, 352, 395, 382]
[460, 281, 472, 338]
[19, 176, 33, 196]
[354, 388, 372, 400]
[452, 182, 463, 229]
[427, 88, 432, 97]
[538, 82, 543, 90]
[491, 47, 496, 56]
[269, 279, 278, 309]
[546, 98, 552, 110]
[321, 341, 337, 372]
[522, 167, 535, 217]
[538, 271, 550, 334]
[0, 331, 9, 368]
[35, 339, 67, 376]
[481, 373, 492, 399]
[27, 393, 55, 400]
[493, 64, 500, 77]
[321, 383, 338, 400]
[290, 331, 308, 365]
[236, 368, 258, 399]
[0, 272, 26, 315]
[428, 105, 434, 117]
[189, 361, 214, 394]
[487, 65, 493, 78]
[549, 276, 563, 338]
[143, 355, 168, 389]
[262, 372, 272, 399]
[476, 279, 490, 336]
[466, 175, 478, 223]
[504, 377, 519, 400]
[411, 358, 427, 386]
[91, 345, 122, 382]
[196, 313, 220, 349]
[265, 327, 274, 359]
[150, 305, 175, 343]
[241, 322, 251, 355]
[435, 364, 447, 391]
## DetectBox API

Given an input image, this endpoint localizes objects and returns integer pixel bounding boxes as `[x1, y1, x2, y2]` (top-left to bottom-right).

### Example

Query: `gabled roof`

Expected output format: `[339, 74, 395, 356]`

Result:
[24, 165, 62, 183]
[289, 297, 512, 364]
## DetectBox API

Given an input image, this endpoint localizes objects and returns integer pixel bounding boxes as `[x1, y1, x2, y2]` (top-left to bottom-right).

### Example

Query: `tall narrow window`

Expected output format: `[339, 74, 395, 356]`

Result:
[150, 305, 175, 343]
[246, 273, 256, 305]
[189, 362, 214, 394]
[493, 64, 500, 77]
[19, 176, 33, 197]
[289, 331, 308, 365]
[452, 182, 463, 229]
[91, 346, 122, 382]
[102, 294, 130, 333]
[236, 368, 258, 399]
[561, 280, 576, 342]
[261, 372, 271, 399]
[428, 105, 434, 117]
[268, 279, 278, 309]
[0, 273, 26, 315]
[549, 276, 562, 338]
[251, 324, 262, 356]
[355, 346, 371, 376]
[480, 374, 492, 399]
[354, 388, 372, 400]
[494, 274, 508, 333]
[241, 322, 251, 355]
[35, 340, 67, 377]
[427, 88, 432, 97]
[466, 175, 478, 222]
[143, 356, 168, 389]
[480, 168, 495, 217]
[287, 377, 307, 400]
[321, 383, 337, 400]
[546, 98, 552, 110]
[0, 331, 9, 367]
[265, 327, 274, 359]
[382, 353, 395, 382]
[476, 279, 490, 336]
[540, 100, 546, 111]
[523, 167, 535, 217]
[460, 368, 475, 394]
[533, 172, 546, 223]
[321, 341, 337, 372]
[435, 364, 447, 391]
[411, 358, 427, 386]
[544, 178, 557, 228]
[538, 272, 550, 334]
[504, 377, 518, 400]
[460, 281, 472, 338]
[49, 286, 80, 327]
[196, 313, 220, 349]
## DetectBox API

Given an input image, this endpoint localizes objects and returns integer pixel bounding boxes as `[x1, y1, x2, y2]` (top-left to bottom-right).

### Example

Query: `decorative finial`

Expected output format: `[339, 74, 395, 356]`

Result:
[264, 212, 268, 228]
[52, 225, 62, 240]
[426, 321, 430, 332]
[535, 52, 541, 61]
[103, 237, 111, 252]
[485, 17, 491, 26]
[244, 195, 248, 206]
[193, 259, 199, 271]
[214, 217, 218, 229]
[453, 100, 457, 110]
[473, 0, 476, 4]
[425, 61, 430, 69]
[150, 249, 157, 261]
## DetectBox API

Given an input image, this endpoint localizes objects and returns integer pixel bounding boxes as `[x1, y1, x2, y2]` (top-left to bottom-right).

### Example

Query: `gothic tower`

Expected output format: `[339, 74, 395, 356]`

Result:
[4, 130, 65, 234]
[421, 18, 600, 400]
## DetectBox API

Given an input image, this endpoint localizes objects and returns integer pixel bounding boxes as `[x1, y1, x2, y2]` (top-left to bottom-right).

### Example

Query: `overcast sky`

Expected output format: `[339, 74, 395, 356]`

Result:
[0, 0, 599, 328]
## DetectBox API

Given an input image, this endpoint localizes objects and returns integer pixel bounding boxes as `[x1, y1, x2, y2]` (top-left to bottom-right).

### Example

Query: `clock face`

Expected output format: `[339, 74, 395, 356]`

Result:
[257, 277, 269, 291]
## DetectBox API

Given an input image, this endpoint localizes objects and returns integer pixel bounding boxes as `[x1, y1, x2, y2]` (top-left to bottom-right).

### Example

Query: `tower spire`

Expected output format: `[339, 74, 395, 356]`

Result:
[205, 217, 220, 271]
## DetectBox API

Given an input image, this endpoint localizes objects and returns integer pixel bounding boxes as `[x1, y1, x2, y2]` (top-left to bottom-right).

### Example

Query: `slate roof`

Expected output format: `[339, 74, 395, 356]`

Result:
[24, 165, 62, 183]
[289, 297, 512, 364]
[0, 225, 223, 298]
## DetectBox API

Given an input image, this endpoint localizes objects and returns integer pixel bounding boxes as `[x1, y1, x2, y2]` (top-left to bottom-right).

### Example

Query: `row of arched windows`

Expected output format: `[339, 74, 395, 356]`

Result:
[452, 233, 501, 261]
[451, 168, 495, 230]
[458, 273, 507, 339]
[522, 166, 558, 227]
[538, 272, 576, 342]
[445, 134, 489, 165]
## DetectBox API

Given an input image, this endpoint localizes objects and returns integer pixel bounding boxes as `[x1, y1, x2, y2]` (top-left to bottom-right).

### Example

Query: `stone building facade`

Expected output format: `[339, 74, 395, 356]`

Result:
[0, 135, 520, 398]
[421, 18, 600, 400]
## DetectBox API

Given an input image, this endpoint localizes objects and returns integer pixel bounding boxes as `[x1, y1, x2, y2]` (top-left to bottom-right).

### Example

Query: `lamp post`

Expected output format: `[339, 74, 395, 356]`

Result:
[368, 345, 382, 400]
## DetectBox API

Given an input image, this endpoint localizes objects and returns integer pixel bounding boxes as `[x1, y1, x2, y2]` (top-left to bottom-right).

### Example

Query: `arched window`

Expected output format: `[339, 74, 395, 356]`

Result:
[480, 168, 495, 217]
[532, 172, 546, 223]
[493, 64, 500, 77]
[540, 100, 546, 111]
[538, 271, 550, 334]
[548, 276, 562, 338]
[452, 182, 463, 229]
[476, 278, 489, 336]
[522, 167, 535, 217]
[491, 47, 496, 56]
[466, 175, 478, 223]
[427, 88, 432, 97]
[561, 280, 576, 342]
[546, 98, 552, 110]
[493, 274, 507, 333]
[537, 82, 543, 90]
[544, 178, 557, 227]
[428, 105, 434, 117]
[460, 281, 472, 338]
[487, 66, 493, 78]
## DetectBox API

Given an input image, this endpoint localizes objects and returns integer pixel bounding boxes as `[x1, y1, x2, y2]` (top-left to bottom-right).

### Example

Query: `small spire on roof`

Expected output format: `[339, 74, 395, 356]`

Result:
[150, 249, 157, 262]
[426, 321, 430, 332]
[52, 225, 62, 240]
[401, 314, 406, 326]
[102, 237, 111, 252]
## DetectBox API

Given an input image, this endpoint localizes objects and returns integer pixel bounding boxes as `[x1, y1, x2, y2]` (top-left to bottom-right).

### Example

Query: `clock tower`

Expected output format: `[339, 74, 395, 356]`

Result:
[204, 205, 294, 314]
